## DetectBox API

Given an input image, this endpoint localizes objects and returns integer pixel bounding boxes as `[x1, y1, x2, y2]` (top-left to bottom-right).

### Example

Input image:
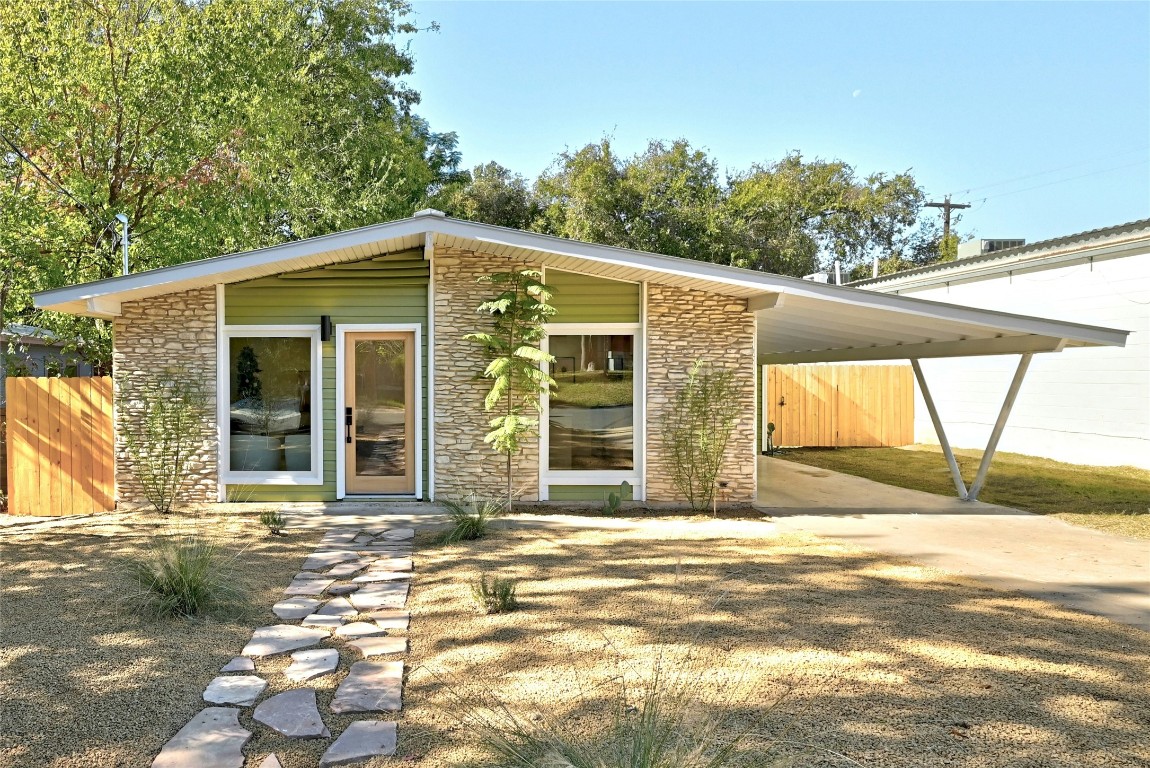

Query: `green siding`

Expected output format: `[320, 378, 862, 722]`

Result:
[548, 484, 635, 502]
[225, 267, 428, 501]
[547, 270, 640, 323]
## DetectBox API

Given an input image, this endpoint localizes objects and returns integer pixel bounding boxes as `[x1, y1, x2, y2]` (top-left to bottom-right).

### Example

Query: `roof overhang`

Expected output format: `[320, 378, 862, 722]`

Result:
[33, 210, 1130, 361]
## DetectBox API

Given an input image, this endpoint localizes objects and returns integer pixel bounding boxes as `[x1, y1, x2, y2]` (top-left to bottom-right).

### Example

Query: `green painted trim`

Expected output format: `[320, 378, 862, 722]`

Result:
[548, 484, 634, 502]
[547, 269, 640, 323]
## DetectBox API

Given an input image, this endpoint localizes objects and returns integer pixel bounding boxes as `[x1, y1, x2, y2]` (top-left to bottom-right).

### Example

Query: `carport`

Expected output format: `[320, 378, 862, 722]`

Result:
[749, 283, 1129, 500]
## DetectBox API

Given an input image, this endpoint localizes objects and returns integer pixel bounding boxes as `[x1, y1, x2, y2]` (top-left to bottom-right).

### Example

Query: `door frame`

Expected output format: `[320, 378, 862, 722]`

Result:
[335, 323, 423, 499]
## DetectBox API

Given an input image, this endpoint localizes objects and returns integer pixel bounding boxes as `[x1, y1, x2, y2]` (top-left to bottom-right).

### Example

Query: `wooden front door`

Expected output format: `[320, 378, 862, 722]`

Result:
[344, 332, 415, 494]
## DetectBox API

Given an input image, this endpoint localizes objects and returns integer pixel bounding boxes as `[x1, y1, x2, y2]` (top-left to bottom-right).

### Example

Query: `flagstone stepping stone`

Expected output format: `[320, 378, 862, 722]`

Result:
[330, 661, 404, 713]
[347, 635, 408, 657]
[333, 621, 388, 640]
[379, 527, 415, 541]
[203, 675, 267, 706]
[256, 755, 282, 768]
[320, 721, 398, 766]
[352, 532, 375, 545]
[325, 561, 368, 578]
[370, 557, 413, 571]
[285, 578, 334, 596]
[285, 648, 340, 682]
[152, 707, 251, 768]
[242, 625, 328, 657]
[253, 688, 330, 739]
[220, 657, 254, 673]
[361, 609, 410, 630]
[272, 597, 321, 620]
[301, 613, 344, 629]
[352, 571, 410, 583]
[317, 597, 357, 616]
[327, 583, 360, 596]
[293, 571, 330, 581]
[349, 583, 409, 611]
[356, 545, 412, 555]
[301, 550, 359, 570]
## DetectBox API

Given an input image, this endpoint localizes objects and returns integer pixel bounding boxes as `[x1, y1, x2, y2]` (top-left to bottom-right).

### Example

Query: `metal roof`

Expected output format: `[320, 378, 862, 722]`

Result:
[850, 218, 1150, 289]
[34, 210, 1130, 364]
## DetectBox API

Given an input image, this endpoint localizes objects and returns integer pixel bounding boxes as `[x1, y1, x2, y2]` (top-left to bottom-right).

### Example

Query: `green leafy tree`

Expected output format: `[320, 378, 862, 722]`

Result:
[464, 269, 557, 511]
[432, 162, 541, 230]
[0, 0, 456, 369]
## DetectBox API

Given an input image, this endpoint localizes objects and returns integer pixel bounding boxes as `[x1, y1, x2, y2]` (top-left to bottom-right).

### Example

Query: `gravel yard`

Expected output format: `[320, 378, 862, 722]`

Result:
[2, 512, 1148, 767]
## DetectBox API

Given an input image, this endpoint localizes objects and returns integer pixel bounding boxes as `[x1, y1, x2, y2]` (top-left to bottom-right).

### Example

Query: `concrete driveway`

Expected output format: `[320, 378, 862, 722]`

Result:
[757, 456, 1150, 632]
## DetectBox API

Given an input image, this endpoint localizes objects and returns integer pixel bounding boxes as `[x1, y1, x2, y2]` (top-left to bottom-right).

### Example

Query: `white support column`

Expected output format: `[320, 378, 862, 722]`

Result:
[967, 353, 1034, 501]
[911, 358, 969, 499]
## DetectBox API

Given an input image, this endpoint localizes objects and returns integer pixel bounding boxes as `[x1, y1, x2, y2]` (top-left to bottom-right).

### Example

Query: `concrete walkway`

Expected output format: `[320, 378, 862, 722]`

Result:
[757, 456, 1150, 632]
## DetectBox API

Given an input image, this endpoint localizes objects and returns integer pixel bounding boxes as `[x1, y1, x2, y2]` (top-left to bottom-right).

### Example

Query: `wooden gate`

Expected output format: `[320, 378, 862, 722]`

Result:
[4, 377, 114, 516]
[765, 364, 913, 448]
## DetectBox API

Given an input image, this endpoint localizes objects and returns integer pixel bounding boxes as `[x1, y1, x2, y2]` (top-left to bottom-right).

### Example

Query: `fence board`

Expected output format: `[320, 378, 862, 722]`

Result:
[766, 364, 913, 448]
[4, 377, 114, 516]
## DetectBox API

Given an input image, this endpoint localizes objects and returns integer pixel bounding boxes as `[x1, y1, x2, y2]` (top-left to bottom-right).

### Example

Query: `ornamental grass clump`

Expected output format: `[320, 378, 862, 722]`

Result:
[471, 573, 519, 614]
[442, 496, 503, 544]
[259, 509, 287, 535]
[123, 536, 241, 618]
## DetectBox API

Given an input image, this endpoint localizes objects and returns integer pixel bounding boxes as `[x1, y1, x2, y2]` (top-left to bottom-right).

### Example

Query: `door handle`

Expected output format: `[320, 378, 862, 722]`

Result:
[345, 407, 353, 444]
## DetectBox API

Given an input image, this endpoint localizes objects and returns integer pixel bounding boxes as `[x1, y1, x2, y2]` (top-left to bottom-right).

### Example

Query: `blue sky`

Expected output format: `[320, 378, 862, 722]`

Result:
[403, 2, 1149, 244]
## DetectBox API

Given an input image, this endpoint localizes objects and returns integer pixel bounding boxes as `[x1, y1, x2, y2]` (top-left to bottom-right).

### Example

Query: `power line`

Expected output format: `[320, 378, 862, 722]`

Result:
[925, 195, 971, 240]
[957, 146, 1149, 196]
[974, 158, 1149, 203]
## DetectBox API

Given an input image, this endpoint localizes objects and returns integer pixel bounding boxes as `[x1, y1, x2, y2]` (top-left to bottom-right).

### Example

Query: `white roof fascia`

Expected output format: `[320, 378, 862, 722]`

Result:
[860, 233, 1150, 293]
[33, 212, 1129, 349]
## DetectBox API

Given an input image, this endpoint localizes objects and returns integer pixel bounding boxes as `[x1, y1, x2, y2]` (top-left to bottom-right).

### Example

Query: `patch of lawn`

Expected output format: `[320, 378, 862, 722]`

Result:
[779, 445, 1150, 539]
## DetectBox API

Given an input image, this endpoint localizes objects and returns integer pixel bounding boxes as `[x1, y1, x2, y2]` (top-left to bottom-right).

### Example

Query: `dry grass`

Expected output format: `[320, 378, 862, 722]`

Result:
[399, 524, 1150, 767]
[3, 513, 1149, 767]
[780, 445, 1150, 539]
[0, 511, 320, 768]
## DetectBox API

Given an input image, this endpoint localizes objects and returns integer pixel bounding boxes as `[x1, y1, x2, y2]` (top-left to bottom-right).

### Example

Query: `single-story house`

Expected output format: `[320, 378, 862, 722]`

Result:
[33, 210, 1130, 506]
[852, 219, 1149, 470]
[0, 324, 94, 406]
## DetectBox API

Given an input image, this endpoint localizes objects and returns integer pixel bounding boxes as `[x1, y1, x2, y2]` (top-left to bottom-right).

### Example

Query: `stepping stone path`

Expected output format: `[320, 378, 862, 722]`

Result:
[153, 523, 415, 767]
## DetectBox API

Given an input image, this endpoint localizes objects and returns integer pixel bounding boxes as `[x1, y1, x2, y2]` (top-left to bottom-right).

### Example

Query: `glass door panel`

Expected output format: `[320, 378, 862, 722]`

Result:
[345, 332, 415, 494]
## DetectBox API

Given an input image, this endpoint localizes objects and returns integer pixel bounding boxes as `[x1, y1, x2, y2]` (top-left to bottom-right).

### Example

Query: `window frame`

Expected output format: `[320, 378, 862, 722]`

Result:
[540, 322, 643, 497]
[219, 325, 324, 486]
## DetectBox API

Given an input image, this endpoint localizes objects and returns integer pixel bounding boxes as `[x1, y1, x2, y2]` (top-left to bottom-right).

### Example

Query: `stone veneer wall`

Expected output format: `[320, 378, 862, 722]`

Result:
[433, 248, 542, 501]
[112, 286, 218, 505]
[645, 285, 757, 503]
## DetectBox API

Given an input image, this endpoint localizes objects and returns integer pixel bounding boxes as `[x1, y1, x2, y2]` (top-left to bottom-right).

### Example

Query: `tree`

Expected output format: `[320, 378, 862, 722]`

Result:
[432, 162, 541, 230]
[0, 0, 456, 369]
[464, 269, 556, 511]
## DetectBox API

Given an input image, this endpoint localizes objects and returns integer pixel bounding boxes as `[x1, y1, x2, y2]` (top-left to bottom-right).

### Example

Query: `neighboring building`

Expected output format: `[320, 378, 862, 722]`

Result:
[33, 210, 1127, 507]
[0, 324, 94, 405]
[853, 219, 1150, 469]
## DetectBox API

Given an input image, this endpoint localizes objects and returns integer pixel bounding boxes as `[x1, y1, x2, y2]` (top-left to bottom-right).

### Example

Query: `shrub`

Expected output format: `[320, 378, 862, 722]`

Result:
[471, 573, 519, 614]
[117, 368, 210, 514]
[259, 509, 287, 535]
[660, 360, 741, 512]
[442, 496, 502, 544]
[123, 536, 240, 618]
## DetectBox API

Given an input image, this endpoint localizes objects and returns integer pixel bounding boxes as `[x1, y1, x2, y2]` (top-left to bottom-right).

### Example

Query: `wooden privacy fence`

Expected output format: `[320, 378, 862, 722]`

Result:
[5, 377, 114, 516]
[765, 364, 914, 448]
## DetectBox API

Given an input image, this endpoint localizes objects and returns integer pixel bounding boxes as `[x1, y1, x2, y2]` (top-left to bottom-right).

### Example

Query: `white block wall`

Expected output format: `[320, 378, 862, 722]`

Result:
[892, 253, 1149, 469]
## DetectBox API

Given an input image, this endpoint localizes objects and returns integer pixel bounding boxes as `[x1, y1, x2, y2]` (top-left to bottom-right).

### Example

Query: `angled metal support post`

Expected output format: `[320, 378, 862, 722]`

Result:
[967, 353, 1034, 501]
[911, 358, 969, 500]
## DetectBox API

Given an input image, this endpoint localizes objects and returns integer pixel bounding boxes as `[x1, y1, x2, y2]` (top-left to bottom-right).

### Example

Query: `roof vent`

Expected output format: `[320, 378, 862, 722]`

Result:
[412, 208, 446, 218]
[802, 273, 830, 283]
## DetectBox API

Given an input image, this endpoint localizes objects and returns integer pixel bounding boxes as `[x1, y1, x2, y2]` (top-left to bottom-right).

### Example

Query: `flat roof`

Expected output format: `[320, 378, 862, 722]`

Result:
[34, 210, 1130, 364]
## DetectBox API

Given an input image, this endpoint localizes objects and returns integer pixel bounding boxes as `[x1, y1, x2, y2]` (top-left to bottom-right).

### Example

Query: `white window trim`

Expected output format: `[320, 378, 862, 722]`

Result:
[219, 324, 324, 486]
[539, 322, 643, 501]
[335, 323, 423, 501]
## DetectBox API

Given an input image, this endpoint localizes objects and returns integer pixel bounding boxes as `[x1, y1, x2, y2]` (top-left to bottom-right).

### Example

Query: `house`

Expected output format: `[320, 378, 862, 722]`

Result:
[852, 219, 1149, 470]
[0, 324, 94, 406]
[32, 210, 1130, 507]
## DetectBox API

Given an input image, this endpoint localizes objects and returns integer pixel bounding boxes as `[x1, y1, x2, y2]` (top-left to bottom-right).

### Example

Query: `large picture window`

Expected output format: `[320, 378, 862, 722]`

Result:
[547, 334, 635, 471]
[223, 329, 322, 483]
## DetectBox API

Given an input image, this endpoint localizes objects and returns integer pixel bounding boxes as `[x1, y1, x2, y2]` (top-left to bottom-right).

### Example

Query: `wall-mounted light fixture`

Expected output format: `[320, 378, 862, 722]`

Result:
[320, 315, 333, 342]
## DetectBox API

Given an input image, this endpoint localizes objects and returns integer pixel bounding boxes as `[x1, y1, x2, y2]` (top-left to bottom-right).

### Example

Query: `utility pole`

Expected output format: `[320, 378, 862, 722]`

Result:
[925, 195, 971, 240]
